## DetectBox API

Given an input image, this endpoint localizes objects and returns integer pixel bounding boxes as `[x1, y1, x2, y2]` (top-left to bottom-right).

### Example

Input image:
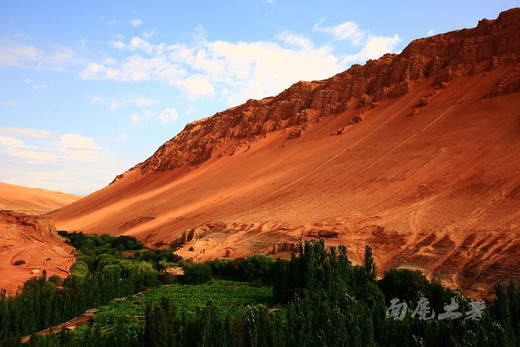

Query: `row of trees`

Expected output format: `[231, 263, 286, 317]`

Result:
[138, 241, 520, 346]
[0, 233, 161, 345]
[4, 237, 520, 346]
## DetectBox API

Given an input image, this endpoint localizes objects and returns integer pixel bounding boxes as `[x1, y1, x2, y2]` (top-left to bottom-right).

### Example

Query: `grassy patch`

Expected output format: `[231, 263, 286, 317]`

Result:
[88, 280, 274, 335]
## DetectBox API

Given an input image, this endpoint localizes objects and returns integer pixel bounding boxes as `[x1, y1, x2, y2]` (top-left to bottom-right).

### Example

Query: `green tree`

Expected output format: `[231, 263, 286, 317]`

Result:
[184, 263, 212, 284]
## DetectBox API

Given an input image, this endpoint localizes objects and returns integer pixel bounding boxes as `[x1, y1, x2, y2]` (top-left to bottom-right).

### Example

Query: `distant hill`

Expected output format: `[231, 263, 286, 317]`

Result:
[0, 182, 81, 215]
[52, 8, 520, 298]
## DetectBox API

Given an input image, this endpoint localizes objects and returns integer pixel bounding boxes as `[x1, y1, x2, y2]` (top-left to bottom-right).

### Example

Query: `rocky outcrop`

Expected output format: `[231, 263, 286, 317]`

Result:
[0, 212, 74, 295]
[112, 8, 520, 181]
[484, 63, 520, 97]
[169, 226, 212, 249]
[0, 212, 60, 243]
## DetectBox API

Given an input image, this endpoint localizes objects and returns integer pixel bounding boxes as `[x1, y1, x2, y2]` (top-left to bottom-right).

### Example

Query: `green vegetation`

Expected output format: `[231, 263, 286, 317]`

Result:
[13, 260, 25, 265]
[0, 232, 161, 346]
[84, 280, 273, 338]
[2, 235, 520, 346]
[184, 263, 212, 284]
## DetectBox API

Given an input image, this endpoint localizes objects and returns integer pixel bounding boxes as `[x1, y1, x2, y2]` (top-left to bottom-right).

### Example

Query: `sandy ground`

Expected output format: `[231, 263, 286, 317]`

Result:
[51, 63, 520, 298]
[0, 182, 81, 215]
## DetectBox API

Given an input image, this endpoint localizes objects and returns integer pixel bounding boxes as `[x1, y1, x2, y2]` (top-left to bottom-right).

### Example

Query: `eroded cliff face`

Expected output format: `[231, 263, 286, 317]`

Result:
[55, 9, 520, 299]
[0, 212, 74, 295]
[114, 8, 520, 181]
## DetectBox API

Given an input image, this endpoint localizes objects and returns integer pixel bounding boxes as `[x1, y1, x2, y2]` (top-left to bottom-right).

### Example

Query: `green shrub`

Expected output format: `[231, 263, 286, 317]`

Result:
[184, 263, 212, 284]
[241, 254, 274, 284]
[14, 259, 25, 265]
[48, 274, 64, 287]
[378, 268, 429, 305]
[69, 260, 89, 278]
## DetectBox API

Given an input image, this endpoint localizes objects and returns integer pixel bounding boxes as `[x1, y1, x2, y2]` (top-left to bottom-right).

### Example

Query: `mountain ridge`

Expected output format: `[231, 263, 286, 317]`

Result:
[113, 7, 520, 181]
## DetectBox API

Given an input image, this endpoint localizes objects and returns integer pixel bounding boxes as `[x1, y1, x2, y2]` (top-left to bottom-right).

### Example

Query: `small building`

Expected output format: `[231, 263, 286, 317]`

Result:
[162, 267, 184, 276]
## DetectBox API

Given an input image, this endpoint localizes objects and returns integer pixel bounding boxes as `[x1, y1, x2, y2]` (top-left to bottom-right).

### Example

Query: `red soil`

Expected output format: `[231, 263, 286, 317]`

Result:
[0, 211, 75, 295]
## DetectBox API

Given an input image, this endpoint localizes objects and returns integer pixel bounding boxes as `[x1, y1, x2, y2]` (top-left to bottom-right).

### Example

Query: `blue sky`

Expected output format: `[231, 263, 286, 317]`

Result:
[0, 1, 518, 195]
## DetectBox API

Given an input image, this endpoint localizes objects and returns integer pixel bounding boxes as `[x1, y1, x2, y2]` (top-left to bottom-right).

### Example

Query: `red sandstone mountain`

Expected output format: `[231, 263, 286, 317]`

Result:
[0, 182, 81, 215]
[52, 8, 520, 298]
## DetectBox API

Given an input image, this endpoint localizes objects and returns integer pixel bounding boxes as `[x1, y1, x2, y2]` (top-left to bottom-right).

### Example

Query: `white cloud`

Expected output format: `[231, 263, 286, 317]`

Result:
[0, 40, 78, 71]
[130, 19, 143, 27]
[314, 19, 401, 65]
[342, 34, 401, 64]
[190, 39, 341, 105]
[0, 136, 34, 149]
[276, 31, 313, 49]
[80, 22, 401, 105]
[314, 20, 366, 45]
[63, 149, 111, 162]
[23, 78, 33, 84]
[0, 126, 54, 139]
[128, 37, 154, 54]
[2, 100, 16, 106]
[131, 107, 179, 125]
[0, 127, 121, 194]
[0, 131, 57, 164]
[157, 108, 178, 123]
[112, 41, 126, 50]
[142, 30, 155, 39]
[130, 113, 141, 126]
[60, 134, 101, 150]
[80, 55, 184, 83]
[133, 96, 157, 106]
[182, 75, 215, 98]
[88, 95, 159, 109]
[93, 36, 342, 104]
[47, 46, 76, 65]
[32, 84, 47, 90]
[79, 62, 106, 79]
[111, 36, 162, 55]
[0, 41, 43, 67]
[1, 147, 57, 164]
[427, 29, 436, 36]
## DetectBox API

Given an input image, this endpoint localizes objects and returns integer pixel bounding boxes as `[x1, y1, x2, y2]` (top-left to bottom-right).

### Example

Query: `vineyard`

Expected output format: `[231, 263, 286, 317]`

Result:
[73, 280, 274, 338]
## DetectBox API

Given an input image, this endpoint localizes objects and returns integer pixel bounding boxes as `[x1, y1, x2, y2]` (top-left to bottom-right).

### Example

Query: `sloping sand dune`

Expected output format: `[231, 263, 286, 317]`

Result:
[0, 182, 81, 215]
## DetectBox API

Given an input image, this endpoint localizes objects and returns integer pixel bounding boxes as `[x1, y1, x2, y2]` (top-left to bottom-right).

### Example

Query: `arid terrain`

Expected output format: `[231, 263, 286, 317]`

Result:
[44, 8, 520, 298]
[0, 182, 81, 215]
[0, 211, 75, 295]
[0, 183, 79, 294]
